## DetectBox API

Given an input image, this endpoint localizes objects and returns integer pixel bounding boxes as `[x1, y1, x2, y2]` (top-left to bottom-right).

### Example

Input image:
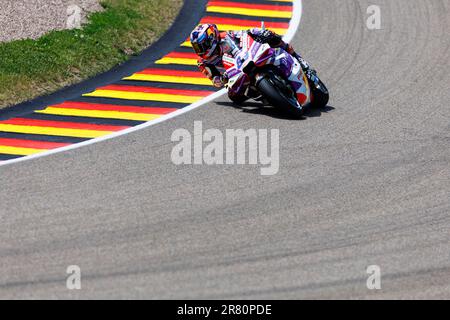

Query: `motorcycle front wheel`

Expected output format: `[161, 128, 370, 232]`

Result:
[256, 75, 304, 117]
[309, 76, 329, 108]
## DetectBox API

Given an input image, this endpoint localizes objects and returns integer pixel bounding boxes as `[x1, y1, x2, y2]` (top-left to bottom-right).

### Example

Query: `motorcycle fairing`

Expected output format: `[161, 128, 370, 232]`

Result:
[223, 33, 312, 106]
[272, 48, 311, 105]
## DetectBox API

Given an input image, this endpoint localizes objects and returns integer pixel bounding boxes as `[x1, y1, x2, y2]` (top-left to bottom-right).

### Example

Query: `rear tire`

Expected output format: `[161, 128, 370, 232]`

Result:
[257, 76, 304, 117]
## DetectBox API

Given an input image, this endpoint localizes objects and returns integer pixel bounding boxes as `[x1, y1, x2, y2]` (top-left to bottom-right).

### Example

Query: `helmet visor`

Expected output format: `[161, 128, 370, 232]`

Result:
[192, 41, 209, 56]
[192, 31, 214, 56]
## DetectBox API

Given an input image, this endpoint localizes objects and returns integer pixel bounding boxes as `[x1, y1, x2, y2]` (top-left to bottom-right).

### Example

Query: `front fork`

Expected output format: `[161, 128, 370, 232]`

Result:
[291, 52, 320, 86]
[284, 58, 312, 106]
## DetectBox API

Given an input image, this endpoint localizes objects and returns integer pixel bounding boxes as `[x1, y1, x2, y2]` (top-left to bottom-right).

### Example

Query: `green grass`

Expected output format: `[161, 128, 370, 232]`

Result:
[0, 0, 183, 109]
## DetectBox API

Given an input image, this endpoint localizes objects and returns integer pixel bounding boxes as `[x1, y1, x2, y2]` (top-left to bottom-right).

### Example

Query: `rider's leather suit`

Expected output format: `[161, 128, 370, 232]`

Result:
[196, 29, 309, 103]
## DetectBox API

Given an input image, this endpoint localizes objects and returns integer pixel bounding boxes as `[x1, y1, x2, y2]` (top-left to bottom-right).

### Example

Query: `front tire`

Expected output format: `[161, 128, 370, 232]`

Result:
[257, 76, 304, 117]
[309, 76, 329, 108]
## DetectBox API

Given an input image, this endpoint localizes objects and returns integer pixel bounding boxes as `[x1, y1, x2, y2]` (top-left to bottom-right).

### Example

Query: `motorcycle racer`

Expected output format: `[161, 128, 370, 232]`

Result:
[190, 23, 315, 103]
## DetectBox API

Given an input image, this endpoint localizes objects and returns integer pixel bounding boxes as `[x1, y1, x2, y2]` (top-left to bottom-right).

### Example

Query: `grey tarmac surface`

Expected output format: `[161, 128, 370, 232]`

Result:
[0, 0, 449, 299]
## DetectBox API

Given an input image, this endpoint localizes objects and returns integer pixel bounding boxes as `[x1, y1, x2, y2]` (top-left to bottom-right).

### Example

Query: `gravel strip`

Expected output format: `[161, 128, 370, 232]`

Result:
[0, 0, 103, 42]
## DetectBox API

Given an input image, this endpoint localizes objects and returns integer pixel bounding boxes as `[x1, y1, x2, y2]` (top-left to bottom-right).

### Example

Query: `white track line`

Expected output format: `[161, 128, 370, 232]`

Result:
[0, 0, 303, 167]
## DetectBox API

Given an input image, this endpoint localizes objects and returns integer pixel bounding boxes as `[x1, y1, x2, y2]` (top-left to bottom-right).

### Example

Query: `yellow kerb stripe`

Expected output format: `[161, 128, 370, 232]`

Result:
[0, 145, 46, 156]
[155, 57, 198, 66]
[36, 107, 162, 122]
[124, 74, 211, 86]
[206, 6, 292, 18]
[83, 90, 204, 104]
[0, 124, 113, 138]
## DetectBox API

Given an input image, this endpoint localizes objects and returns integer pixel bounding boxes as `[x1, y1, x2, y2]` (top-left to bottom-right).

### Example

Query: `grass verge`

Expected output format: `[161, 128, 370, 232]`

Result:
[0, 0, 183, 109]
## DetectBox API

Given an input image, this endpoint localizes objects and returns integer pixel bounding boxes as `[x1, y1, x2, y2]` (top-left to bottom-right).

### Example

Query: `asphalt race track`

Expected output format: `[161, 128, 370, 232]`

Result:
[0, 0, 449, 299]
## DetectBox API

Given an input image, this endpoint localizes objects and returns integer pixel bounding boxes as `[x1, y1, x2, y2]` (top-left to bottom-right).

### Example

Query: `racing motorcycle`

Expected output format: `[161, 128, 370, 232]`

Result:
[223, 24, 329, 117]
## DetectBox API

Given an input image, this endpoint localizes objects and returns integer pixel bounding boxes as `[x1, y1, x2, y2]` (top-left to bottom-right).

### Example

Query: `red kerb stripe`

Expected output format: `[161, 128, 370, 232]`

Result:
[1, 118, 129, 131]
[53, 102, 177, 114]
[135, 69, 204, 78]
[201, 16, 289, 28]
[0, 138, 70, 149]
[207, 1, 292, 11]
[98, 85, 214, 97]
[164, 51, 198, 59]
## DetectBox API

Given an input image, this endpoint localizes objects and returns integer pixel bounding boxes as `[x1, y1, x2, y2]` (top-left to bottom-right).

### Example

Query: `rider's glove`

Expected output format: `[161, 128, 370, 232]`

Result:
[212, 74, 229, 88]
[212, 76, 224, 88]
[249, 29, 282, 47]
[259, 29, 275, 41]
